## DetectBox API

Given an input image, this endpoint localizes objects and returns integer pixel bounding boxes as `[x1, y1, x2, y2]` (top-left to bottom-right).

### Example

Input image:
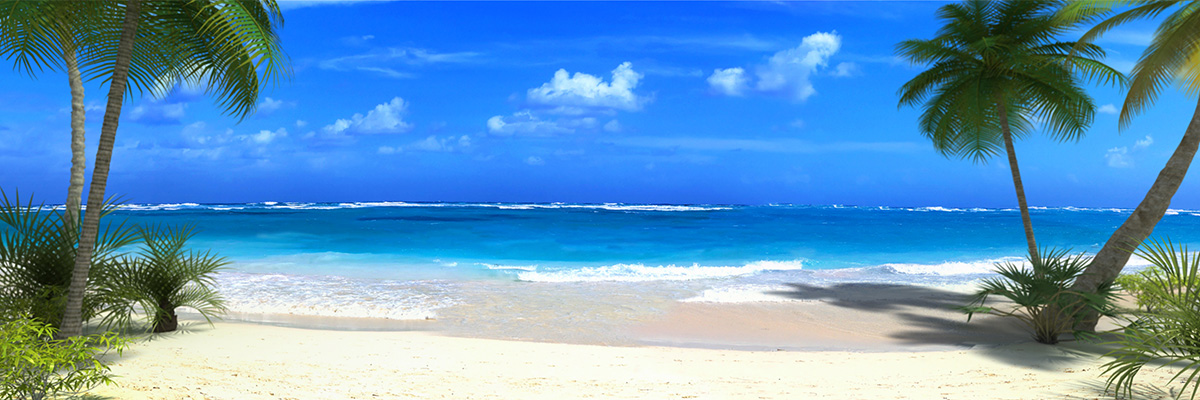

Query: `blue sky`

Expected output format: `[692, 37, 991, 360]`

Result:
[1, 1, 1196, 207]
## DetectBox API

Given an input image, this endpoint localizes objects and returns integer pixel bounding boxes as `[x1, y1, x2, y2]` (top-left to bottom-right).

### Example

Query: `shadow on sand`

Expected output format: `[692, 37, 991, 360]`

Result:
[766, 283, 1116, 370]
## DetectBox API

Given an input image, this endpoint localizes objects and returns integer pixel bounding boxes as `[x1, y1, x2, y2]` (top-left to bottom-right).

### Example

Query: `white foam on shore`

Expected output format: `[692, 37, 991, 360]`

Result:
[681, 285, 795, 303]
[216, 273, 453, 320]
[516, 260, 804, 282]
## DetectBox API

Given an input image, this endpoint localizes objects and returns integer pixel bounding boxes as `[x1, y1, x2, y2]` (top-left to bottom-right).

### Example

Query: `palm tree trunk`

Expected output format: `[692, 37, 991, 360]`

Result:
[997, 101, 1040, 264]
[60, 0, 143, 338]
[63, 41, 85, 229]
[1071, 97, 1200, 331]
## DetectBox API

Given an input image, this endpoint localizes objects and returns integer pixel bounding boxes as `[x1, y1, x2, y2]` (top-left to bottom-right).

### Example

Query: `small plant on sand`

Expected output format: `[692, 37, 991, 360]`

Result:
[103, 225, 228, 333]
[0, 316, 127, 400]
[1102, 239, 1200, 400]
[0, 191, 138, 328]
[961, 248, 1116, 344]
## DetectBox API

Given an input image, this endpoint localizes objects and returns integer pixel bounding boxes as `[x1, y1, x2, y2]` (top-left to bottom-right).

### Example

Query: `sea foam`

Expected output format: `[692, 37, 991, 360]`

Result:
[515, 260, 804, 282]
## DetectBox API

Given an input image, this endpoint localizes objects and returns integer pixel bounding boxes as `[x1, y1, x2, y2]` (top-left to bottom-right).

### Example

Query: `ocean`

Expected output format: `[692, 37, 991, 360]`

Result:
[101, 202, 1197, 332]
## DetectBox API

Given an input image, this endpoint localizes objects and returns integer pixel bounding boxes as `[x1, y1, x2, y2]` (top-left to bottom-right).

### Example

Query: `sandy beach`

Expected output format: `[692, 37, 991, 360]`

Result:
[90, 284, 1185, 400]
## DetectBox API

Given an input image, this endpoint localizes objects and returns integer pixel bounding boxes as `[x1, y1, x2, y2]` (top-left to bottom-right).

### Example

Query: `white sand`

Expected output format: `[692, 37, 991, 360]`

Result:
[89, 290, 1187, 400]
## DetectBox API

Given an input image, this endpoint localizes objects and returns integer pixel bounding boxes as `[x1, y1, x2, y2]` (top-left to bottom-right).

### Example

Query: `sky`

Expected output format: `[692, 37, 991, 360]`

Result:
[0, 1, 1196, 208]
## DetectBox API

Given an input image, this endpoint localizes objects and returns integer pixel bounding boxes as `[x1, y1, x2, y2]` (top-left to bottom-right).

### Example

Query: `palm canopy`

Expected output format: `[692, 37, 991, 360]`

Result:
[897, 0, 1126, 163]
[1062, 0, 1200, 128]
[0, 0, 289, 119]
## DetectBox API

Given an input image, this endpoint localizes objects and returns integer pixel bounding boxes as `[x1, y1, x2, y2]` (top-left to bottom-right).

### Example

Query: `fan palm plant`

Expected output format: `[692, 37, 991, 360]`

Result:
[962, 248, 1118, 344]
[897, 0, 1125, 264]
[1102, 238, 1200, 399]
[57, 0, 288, 337]
[102, 225, 227, 333]
[1057, 2, 1200, 332]
[0, 190, 137, 329]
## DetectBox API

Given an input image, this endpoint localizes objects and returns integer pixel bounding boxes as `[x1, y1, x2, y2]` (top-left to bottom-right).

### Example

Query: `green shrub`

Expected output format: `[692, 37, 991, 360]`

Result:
[0, 191, 137, 329]
[0, 317, 128, 400]
[1103, 238, 1200, 400]
[102, 225, 228, 333]
[961, 248, 1117, 344]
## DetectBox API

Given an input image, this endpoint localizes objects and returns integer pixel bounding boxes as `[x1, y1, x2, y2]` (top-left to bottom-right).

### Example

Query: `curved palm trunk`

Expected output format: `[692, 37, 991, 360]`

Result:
[60, 0, 142, 338]
[1071, 97, 1200, 331]
[997, 101, 1040, 264]
[63, 41, 85, 228]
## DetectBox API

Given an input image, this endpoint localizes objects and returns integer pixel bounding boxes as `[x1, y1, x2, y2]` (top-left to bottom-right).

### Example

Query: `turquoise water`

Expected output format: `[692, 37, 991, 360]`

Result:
[100, 202, 1200, 321]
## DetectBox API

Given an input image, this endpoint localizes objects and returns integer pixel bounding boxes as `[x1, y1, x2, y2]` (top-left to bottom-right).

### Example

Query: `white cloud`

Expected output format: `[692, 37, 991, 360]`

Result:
[1135, 135, 1153, 149]
[831, 62, 859, 77]
[711, 31, 843, 101]
[707, 67, 749, 96]
[789, 119, 806, 129]
[755, 32, 841, 100]
[129, 100, 187, 125]
[487, 111, 575, 136]
[1106, 147, 1131, 168]
[295, 120, 308, 128]
[378, 146, 400, 154]
[321, 97, 414, 136]
[249, 128, 287, 144]
[319, 47, 480, 78]
[525, 156, 545, 166]
[604, 120, 622, 133]
[1098, 104, 1118, 115]
[258, 97, 287, 113]
[526, 62, 648, 114]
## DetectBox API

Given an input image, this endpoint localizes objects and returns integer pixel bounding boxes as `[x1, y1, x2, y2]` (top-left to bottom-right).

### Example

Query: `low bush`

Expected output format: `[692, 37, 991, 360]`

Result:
[961, 248, 1117, 344]
[0, 316, 128, 400]
[1103, 238, 1200, 400]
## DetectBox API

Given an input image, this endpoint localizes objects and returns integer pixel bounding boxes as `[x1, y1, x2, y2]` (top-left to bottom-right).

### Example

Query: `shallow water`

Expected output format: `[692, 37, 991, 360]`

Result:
[92, 202, 1195, 323]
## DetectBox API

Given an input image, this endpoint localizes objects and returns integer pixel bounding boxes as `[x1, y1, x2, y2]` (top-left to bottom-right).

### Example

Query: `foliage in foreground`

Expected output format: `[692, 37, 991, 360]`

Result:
[0, 317, 127, 400]
[1103, 239, 1200, 400]
[961, 248, 1116, 344]
[103, 225, 229, 333]
[0, 191, 137, 328]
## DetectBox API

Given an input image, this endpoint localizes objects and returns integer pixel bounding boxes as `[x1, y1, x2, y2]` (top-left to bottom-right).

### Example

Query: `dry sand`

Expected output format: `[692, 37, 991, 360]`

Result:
[90, 284, 1186, 399]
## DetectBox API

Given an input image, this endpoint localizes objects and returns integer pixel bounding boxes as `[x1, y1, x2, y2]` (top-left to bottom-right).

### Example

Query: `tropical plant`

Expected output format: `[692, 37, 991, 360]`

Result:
[59, 0, 289, 337]
[897, 0, 1125, 264]
[0, 191, 137, 329]
[1057, 1, 1200, 333]
[0, 1, 98, 227]
[0, 316, 127, 400]
[1102, 238, 1200, 400]
[102, 225, 228, 333]
[962, 248, 1118, 344]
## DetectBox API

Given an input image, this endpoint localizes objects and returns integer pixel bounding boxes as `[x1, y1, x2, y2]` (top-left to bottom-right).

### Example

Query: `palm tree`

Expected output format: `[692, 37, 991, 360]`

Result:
[1058, 1, 1200, 331]
[57, 0, 288, 337]
[897, 0, 1124, 263]
[0, 2, 102, 227]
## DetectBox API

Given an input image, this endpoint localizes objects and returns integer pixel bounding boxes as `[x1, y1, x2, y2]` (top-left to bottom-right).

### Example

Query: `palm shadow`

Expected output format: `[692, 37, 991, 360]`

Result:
[765, 283, 1114, 369]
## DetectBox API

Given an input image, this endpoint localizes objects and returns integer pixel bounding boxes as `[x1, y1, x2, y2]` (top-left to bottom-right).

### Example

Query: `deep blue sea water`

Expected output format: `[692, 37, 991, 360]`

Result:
[98, 202, 1200, 321]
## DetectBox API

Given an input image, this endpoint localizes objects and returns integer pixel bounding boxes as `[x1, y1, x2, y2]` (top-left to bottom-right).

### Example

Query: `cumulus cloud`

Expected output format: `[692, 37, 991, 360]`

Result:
[250, 128, 288, 144]
[378, 146, 399, 154]
[1106, 147, 1131, 168]
[1106, 135, 1154, 168]
[257, 97, 291, 114]
[707, 67, 749, 96]
[1099, 104, 1118, 114]
[321, 97, 414, 136]
[525, 156, 545, 166]
[526, 62, 648, 115]
[709, 31, 844, 101]
[488, 63, 648, 136]
[487, 111, 575, 136]
[1135, 135, 1153, 149]
[411, 135, 471, 152]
